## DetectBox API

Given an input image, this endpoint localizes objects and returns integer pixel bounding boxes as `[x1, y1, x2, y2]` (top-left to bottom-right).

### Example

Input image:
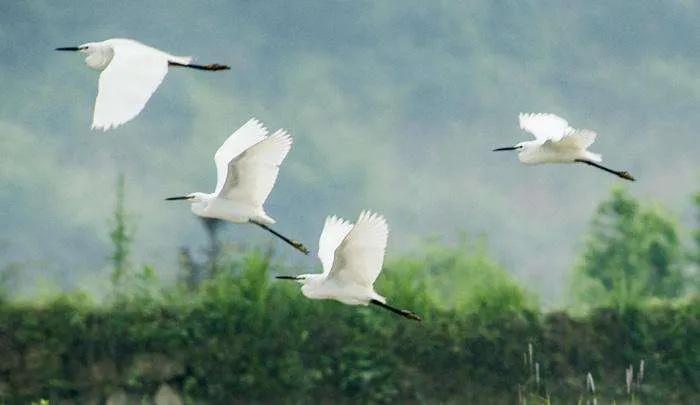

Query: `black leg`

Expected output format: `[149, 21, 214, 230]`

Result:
[250, 221, 310, 255]
[575, 159, 635, 181]
[168, 61, 230, 71]
[370, 299, 421, 321]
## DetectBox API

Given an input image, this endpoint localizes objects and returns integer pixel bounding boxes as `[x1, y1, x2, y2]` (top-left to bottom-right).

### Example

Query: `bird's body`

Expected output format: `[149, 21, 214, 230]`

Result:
[494, 113, 634, 181]
[56, 38, 229, 131]
[166, 118, 308, 255]
[300, 274, 386, 305]
[277, 212, 420, 321]
[189, 194, 274, 225]
[79, 38, 192, 71]
[513, 113, 601, 164]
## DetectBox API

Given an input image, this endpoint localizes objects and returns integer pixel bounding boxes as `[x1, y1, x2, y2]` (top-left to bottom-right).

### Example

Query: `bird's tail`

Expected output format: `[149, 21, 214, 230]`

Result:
[585, 151, 602, 163]
[169, 55, 193, 65]
[370, 291, 387, 304]
[252, 211, 276, 225]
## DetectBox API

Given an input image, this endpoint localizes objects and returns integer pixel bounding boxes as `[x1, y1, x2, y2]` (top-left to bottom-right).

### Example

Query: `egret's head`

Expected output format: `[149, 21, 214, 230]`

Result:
[165, 192, 208, 203]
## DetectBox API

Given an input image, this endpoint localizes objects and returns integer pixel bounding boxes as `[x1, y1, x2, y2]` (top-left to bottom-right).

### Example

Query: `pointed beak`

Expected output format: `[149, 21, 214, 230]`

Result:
[492, 146, 518, 152]
[275, 276, 299, 280]
[55, 46, 81, 51]
[165, 196, 192, 201]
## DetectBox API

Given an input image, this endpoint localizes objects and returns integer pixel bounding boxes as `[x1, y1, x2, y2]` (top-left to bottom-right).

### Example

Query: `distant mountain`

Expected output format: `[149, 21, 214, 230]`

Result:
[0, 1, 697, 303]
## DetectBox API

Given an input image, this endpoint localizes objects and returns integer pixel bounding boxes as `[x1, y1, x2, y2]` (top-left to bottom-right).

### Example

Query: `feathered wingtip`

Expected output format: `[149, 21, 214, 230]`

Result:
[245, 117, 268, 135]
[357, 210, 389, 233]
[325, 215, 352, 229]
[268, 128, 293, 147]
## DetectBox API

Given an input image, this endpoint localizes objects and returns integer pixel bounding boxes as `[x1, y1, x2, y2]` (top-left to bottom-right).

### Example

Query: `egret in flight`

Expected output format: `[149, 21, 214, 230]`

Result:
[56, 38, 229, 131]
[166, 118, 309, 255]
[276, 211, 421, 321]
[493, 113, 635, 181]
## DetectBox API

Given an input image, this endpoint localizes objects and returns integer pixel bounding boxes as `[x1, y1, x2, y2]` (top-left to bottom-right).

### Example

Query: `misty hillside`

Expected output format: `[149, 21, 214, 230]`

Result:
[0, 1, 698, 303]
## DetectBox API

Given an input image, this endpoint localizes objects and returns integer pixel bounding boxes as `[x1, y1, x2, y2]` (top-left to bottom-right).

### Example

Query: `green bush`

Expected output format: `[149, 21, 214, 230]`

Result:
[572, 188, 687, 310]
[0, 248, 697, 404]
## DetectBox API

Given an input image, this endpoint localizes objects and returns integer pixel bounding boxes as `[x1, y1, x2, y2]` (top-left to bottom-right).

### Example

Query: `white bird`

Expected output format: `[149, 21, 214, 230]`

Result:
[493, 113, 635, 181]
[166, 118, 309, 255]
[276, 211, 421, 321]
[56, 38, 229, 131]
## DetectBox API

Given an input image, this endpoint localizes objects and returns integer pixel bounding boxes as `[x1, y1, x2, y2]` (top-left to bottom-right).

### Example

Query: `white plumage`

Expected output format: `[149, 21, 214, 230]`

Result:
[317, 215, 354, 276]
[56, 38, 228, 131]
[516, 113, 601, 164]
[214, 120, 293, 217]
[166, 118, 308, 255]
[494, 113, 634, 180]
[277, 211, 420, 321]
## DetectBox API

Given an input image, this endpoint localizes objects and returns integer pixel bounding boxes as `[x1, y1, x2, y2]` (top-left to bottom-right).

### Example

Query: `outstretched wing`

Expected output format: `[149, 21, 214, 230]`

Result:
[558, 128, 597, 149]
[328, 211, 389, 287]
[92, 41, 177, 131]
[519, 113, 570, 142]
[217, 129, 292, 208]
[214, 118, 269, 195]
[317, 215, 354, 275]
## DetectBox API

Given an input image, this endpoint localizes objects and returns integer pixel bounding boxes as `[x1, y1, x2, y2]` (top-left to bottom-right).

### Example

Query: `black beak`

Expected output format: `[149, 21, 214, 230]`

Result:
[165, 196, 191, 201]
[492, 146, 518, 152]
[275, 276, 299, 280]
[55, 47, 81, 51]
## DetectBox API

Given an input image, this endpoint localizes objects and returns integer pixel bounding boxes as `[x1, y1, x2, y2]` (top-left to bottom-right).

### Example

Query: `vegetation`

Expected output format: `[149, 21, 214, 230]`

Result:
[572, 188, 687, 310]
[0, 185, 699, 402]
[0, 189, 697, 403]
[0, 252, 697, 403]
[109, 174, 131, 292]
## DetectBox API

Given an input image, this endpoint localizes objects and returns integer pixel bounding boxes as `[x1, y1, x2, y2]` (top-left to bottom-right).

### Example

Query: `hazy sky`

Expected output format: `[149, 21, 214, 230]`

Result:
[1, 1, 698, 304]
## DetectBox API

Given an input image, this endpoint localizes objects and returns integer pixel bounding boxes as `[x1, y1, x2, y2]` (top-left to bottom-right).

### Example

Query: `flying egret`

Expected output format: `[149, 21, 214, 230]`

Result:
[276, 211, 421, 321]
[55, 38, 229, 131]
[166, 118, 309, 255]
[493, 113, 635, 181]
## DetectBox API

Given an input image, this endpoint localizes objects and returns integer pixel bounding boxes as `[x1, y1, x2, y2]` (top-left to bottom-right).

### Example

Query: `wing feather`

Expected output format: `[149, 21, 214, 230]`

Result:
[92, 42, 171, 131]
[558, 128, 597, 149]
[519, 113, 571, 142]
[328, 211, 389, 287]
[218, 128, 292, 208]
[213, 118, 269, 195]
[317, 215, 354, 275]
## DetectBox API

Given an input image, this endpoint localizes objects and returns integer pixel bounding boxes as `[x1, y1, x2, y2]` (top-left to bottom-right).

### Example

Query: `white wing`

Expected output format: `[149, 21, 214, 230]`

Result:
[519, 113, 571, 142]
[558, 128, 597, 150]
[217, 128, 292, 208]
[92, 41, 181, 130]
[214, 118, 269, 195]
[327, 211, 389, 287]
[317, 215, 354, 275]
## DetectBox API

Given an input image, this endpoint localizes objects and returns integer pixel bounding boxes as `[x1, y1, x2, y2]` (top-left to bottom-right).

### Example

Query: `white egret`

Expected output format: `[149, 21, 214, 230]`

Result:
[56, 38, 229, 131]
[166, 118, 309, 255]
[276, 211, 421, 321]
[493, 113, 635, 181]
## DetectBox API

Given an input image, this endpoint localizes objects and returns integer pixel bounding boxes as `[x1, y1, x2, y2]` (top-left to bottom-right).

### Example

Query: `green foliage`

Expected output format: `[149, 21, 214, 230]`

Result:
[572, 188, 686, 310]
[694, 191, 700, 266]
[108, 174, 132, 292]
[1, 248, 697, 403]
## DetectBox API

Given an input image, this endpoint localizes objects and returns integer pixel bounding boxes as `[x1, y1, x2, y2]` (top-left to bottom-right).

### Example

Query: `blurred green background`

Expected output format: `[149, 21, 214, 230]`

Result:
[1, 0, 698, 304]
